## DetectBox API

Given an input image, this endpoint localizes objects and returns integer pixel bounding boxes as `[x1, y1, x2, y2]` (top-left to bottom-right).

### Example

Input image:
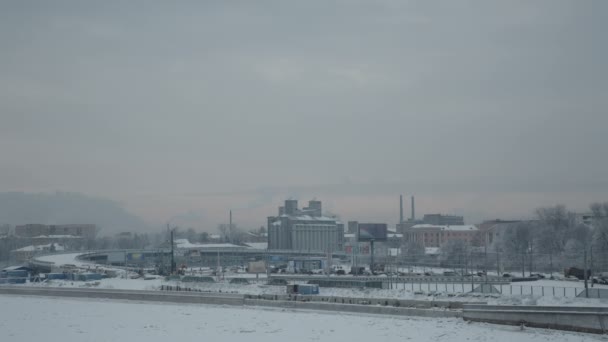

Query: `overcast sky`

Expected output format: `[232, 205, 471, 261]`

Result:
[1, 1, 607, 231]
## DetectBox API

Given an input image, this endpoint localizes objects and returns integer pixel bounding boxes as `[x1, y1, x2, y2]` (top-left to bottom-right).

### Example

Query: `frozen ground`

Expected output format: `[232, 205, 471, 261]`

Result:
[0, 295, 603, 342]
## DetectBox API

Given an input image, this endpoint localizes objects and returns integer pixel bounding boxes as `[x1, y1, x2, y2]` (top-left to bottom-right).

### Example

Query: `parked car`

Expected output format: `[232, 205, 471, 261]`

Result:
[229, 278, 250, 284]
[267, 278, 288, 286]
[502, 273, 512, 278]
[350, 266, 366, 276]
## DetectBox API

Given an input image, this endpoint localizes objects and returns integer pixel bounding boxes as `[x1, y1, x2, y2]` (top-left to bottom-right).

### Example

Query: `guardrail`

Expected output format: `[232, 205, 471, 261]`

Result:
[463, 304, 608, 334]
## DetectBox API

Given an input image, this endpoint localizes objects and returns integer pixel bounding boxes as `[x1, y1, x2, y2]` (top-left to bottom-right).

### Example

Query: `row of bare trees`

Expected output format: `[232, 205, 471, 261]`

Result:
[499, 203, 608, 275]
[400, 203, 608, 276]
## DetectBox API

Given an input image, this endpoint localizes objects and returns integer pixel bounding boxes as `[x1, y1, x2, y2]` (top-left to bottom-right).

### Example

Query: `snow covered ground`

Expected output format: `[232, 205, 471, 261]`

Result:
[0, 295, 602, 342]
[26, 252, 608, 306]
[35, 252, 95, 267]
[19, 276, 608, 307]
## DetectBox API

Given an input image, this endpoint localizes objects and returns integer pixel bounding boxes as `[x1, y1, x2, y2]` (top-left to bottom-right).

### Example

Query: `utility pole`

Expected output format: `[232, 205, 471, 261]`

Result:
[370, 240, 375, 274]
[170, 227, 175, 275]
[584, 248, 589, 298]
[591, 246, 595, 288]
[216, 251, 221, 282]
[484, 231, 488, 283]
[496, 251, 500, 276]
[521, 251, 525, 277]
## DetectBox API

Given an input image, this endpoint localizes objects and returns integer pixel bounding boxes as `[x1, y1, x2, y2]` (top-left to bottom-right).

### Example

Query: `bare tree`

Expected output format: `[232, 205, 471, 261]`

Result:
[591, 202, 608, 271]
[501, 221, 535, 276]
[535, 205, 575, 254]
[402, 240, 424, 262]
[217, 224, 229, 242]
[198, 231, 209, 243]
[186, 228, 197, 243]
[441, 240, 468, 271]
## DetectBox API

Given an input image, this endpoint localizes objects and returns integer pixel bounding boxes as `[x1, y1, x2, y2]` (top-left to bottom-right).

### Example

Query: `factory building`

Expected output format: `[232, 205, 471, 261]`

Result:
[268, 200, 343, 252]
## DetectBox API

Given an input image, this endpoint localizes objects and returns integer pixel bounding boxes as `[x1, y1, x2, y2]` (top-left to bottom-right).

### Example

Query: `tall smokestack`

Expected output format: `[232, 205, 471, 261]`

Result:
[399, 195, 404, 224]
[411, 196, 415, 221]
[229, 210, 232, 228]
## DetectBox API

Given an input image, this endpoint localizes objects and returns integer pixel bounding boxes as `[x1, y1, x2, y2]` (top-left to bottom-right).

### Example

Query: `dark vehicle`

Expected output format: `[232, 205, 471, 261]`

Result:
[593, 277, 608, 285]
[350, 266, 366, 276]
[267, 278, 288, 286]
[530, 273, 545, 279]
[336, 269, 346, 275]
[229, 278, 250, 284]
[502, 273, 512, 278]
[564, 267, 591, 280]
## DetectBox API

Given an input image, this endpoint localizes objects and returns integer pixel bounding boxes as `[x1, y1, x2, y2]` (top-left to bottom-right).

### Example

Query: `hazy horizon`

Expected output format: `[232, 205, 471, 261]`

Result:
[1, 1, 607, 232]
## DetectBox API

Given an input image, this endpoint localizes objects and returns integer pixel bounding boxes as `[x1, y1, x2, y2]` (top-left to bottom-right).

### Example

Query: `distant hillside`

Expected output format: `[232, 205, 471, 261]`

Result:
[0, 192, 149, 236]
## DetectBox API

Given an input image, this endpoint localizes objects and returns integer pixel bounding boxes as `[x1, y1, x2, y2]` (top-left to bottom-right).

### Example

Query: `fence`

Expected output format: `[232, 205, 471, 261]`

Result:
[385, 281, 599, 298]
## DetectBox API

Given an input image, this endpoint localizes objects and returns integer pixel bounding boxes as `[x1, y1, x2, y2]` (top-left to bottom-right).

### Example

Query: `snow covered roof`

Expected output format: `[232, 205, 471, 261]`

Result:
[14, 243, 65, 252]
[32, 235, 81, 239]
[425, 247, 440, 255]
[244, 242, 268, 250]
[2, 266, 30, 271]
[280, 215, 338, 222]
[410, 224, 478, 231]
[174, 239, 243, 249]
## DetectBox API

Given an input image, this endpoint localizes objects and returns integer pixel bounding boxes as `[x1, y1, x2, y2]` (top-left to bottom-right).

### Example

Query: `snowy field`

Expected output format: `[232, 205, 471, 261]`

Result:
[0, 295, 602, 342]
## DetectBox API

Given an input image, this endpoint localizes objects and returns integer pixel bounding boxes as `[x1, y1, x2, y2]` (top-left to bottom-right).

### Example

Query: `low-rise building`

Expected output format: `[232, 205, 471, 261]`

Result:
[403, 224, 480, 248]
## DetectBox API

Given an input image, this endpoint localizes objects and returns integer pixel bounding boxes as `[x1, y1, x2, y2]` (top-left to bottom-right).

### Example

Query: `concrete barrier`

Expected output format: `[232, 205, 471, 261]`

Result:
[245, 293, 480, 309]
[463, 304, 608, 334]
[0, 286, 245, 306]
[0, 286, 460, 319]
[244, 299, 461, 318]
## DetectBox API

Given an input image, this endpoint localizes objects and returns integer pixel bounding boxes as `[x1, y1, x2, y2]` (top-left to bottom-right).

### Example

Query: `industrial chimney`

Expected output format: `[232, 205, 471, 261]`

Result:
[411, 196, 415, 221]
[399, 195, 404, 224]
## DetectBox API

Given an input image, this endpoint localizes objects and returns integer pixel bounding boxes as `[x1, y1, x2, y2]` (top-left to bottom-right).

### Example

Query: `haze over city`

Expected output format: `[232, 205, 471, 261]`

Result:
[1, 1, 607, 233]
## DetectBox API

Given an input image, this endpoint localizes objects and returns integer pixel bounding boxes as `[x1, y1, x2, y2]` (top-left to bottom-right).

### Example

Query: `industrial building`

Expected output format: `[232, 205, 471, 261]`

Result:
[267, 200, 343, 252]
[402, 224, 480, 248]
